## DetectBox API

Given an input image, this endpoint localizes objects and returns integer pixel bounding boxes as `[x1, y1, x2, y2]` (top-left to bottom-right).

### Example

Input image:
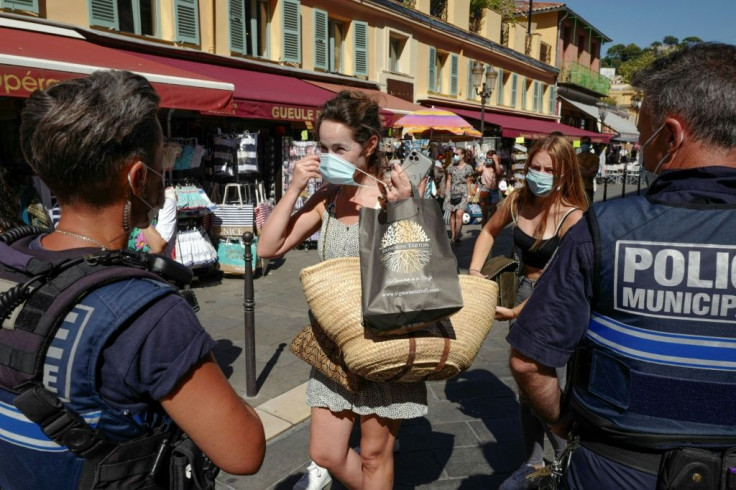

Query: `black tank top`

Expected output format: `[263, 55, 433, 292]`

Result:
[512, 208, 578, 270]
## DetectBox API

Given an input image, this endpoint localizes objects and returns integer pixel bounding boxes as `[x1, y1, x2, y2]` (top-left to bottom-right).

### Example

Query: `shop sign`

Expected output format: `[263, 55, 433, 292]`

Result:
[0, 66, 69, 97]
[236, 101, 322, 122]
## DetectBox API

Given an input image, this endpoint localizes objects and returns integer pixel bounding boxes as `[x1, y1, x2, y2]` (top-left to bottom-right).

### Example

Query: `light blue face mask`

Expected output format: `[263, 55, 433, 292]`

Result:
[319, 153, 382, 187]
[526, 169, 555, 197]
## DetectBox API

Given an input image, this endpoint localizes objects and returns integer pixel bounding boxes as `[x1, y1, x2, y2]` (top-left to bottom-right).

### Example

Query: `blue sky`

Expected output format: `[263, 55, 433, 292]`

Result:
[558, 1, 736, 55]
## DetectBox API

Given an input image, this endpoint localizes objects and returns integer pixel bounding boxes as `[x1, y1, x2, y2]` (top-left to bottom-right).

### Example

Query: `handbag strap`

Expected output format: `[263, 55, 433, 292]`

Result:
[321, 185, 341, 259]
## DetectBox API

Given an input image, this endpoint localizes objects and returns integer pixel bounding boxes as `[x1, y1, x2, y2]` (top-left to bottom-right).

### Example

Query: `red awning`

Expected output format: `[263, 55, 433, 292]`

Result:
[0, 25, 235, 113]
[304, 80, 424, 127]
[136, 53, 338, 122]
[447, 106, 611, 143]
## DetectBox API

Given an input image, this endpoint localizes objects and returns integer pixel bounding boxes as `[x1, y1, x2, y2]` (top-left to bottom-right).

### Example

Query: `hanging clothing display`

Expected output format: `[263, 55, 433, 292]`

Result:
[213, 132, 260, 176]
[175, 185, 217, 217]
[174, 227, 218, 268]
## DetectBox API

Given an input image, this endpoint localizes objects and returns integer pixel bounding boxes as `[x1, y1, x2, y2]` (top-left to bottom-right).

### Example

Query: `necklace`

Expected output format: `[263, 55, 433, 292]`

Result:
[54, 229, 109, 251]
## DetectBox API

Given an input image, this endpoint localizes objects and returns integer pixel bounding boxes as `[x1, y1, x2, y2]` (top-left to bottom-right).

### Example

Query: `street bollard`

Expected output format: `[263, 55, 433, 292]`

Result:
[242, 232, 257, 397]
[602, 177, 608, 202]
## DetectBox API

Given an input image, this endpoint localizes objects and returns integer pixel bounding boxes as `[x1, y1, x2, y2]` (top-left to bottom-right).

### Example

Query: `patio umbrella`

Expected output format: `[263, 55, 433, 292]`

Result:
[393, 107, 482, 139]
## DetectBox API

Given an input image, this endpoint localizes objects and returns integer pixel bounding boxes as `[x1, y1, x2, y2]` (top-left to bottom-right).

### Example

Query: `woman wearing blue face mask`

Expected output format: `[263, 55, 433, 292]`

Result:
[257, 91, 420, 490]
[467, 134, 588, 490]
[444, 147, 475, 242]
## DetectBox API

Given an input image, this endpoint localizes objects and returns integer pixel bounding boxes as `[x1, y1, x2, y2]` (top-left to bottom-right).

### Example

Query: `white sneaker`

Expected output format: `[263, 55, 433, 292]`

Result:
[293, 461, 332, 490]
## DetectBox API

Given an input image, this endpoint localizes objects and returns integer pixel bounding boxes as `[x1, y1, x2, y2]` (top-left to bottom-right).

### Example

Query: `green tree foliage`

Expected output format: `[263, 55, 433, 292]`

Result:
[603, 36, 704, 83]
[618, 51, 657, 82]
[601, 43, 642, 69]
[662, 35, 679, 46]
[680, 36, 703, 47]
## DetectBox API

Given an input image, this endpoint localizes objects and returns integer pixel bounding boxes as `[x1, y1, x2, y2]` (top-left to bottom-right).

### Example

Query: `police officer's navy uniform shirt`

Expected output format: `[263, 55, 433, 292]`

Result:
[505, 166, 736, 487]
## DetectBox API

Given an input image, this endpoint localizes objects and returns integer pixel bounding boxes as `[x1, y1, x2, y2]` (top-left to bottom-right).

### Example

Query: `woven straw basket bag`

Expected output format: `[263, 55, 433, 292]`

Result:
[300, 257, 498, 383]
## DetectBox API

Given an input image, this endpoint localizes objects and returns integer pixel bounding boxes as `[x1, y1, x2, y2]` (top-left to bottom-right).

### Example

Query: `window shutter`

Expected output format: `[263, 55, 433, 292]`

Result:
[496, 68, 504, 105]
[281, 0, 301, 63]
[175, 0, 199, 44]
[313, 9, 328, 70]
[532, 81, 539, 112]
[538, 83, 545, 112]
[353, 21, 368, 76]
[2, 0, 38, 12]
[521, 76, 527, 109]
[510, 73, 518, 108]
[549, 85, 557, 114]
[229, 0, 246, 54]
[88, 0, 118, 29]
[449, 54, 458, 96]
[467, 59, 475, 99]
[428, 46, 436, 93]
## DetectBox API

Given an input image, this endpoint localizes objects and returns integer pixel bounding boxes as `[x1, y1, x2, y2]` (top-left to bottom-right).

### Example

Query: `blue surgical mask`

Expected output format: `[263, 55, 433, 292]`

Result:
[319, 153, 381, 187]
[638, 124, 666, 186]
[453, 155, 460, 163]
[526, 169, 555, 197]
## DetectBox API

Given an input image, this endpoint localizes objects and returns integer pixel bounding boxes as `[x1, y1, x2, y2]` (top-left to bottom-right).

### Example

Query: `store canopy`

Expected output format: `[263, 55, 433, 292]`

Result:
[304, 80, 425, 127]
[446, 106, 611, 143]
[0, 24, 235, 113]
[560, 97, 640, 142]
[137, 53, 341, 123]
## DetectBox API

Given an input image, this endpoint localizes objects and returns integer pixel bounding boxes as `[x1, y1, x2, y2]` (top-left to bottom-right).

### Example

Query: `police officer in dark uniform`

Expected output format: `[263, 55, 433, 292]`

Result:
[0, 70, 265, 489]
[506, 43, 736, 489]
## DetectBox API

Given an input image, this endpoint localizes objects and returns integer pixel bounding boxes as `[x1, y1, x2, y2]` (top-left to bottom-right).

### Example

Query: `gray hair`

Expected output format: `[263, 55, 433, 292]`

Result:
[632, 43, 736, 150]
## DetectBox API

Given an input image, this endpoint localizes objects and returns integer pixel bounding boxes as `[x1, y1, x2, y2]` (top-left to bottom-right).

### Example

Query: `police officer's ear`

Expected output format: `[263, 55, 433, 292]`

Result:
[663, 117, 686, 153]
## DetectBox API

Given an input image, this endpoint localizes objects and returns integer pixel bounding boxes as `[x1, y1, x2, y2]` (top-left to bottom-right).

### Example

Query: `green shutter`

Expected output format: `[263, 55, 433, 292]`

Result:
[549, 85, 557, 114]
[496, 68, 504, 105]
[2, 0, 39, 12]
[229, 0, 246, 54]
[521, 76, 527, 109]
[467, 59, 475, 99]
[510, 73, 517, 108]
[354, 21, 368, 76]
[281, 0, 301, 63]
[88, 0, 118, 29]
[174, 0, 199, 44]
[428, 46, 436, 92]
[449, 54, 458, 96]
[532, 81, 539, 112]
[313, 9, 328, 70]
[538, 83, 545, 112]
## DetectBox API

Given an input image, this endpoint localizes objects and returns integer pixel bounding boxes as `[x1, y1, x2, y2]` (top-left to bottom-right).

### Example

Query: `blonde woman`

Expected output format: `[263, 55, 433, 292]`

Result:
[468, 135, 588, 490]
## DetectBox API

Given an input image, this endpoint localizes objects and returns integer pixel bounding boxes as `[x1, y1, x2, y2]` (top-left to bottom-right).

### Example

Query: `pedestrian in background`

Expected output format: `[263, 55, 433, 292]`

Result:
[507, 43, 736, 489]
[467, 135, 587, 490]
[577, 135, 599, 205]
[444, 147, 475, 243]
[258, 91, 425, 490]
[477, 149, 503, 225]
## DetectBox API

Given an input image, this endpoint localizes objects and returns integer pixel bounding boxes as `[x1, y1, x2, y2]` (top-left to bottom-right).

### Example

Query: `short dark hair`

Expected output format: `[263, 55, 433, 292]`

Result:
[316, 90, 383, 175]
[632, 42, 736, 150]
[580, 136, 591, 145]
[20, 70, 162, 206]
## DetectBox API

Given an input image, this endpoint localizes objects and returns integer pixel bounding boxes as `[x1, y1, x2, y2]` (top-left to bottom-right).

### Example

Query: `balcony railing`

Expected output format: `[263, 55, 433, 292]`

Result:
[560, 61, 610, 95]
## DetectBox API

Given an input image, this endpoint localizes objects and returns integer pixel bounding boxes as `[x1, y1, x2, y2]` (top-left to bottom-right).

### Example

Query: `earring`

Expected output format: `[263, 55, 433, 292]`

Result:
[122, 200, 132, 232]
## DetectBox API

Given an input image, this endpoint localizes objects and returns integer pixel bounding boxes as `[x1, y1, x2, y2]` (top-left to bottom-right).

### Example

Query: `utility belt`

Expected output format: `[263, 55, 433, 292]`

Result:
[580, 428, 736, 490]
